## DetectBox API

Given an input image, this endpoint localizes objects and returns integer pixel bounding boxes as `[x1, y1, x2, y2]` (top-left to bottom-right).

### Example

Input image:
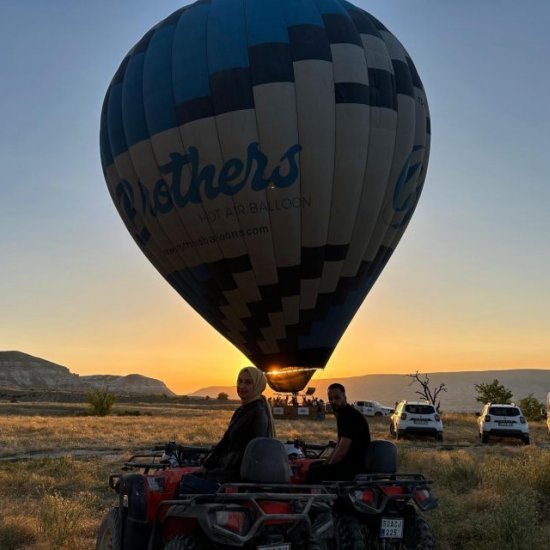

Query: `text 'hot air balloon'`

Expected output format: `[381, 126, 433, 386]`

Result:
[100, 0, 430, 392]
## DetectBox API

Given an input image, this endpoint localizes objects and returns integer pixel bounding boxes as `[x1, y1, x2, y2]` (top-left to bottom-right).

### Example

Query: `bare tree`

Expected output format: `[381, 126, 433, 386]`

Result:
[406, 371, 447, 412]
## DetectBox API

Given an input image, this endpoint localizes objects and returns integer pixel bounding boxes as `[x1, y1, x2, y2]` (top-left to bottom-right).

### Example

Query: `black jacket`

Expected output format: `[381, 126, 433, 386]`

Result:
[203, 399, 270, 481]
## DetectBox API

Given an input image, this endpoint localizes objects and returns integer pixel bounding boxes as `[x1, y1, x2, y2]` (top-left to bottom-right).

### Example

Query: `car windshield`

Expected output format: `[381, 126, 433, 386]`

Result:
[405, 404, 435, 415]
[489, 407, 520, 417]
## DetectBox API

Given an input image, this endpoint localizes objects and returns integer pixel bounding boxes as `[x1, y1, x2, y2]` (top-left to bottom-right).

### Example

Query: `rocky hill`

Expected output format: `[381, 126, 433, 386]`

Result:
[82, 374, 175, 395]
[0, 351, 175, 396]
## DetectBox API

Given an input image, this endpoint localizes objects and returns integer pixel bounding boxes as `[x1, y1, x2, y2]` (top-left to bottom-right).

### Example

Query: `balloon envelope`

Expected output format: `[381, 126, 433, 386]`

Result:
[100, 0, 430, 392]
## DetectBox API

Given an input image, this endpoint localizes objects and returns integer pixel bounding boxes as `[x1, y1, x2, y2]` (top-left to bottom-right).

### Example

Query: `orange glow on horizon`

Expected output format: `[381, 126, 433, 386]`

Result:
[10, 269, 549, 396]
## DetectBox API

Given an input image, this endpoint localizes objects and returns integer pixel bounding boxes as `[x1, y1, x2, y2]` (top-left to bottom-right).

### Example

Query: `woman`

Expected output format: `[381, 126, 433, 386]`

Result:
[200, 366, 275, 483]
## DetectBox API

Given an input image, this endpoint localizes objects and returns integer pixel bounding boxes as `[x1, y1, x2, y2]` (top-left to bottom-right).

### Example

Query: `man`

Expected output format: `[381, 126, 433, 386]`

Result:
[307, 383, 371, 482]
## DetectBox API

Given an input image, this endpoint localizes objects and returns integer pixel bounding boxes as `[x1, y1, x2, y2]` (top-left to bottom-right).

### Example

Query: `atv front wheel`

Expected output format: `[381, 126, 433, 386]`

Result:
[404, 515, 435, 550]
[96, 508, 123, 550]
[334, 516, 365, 550]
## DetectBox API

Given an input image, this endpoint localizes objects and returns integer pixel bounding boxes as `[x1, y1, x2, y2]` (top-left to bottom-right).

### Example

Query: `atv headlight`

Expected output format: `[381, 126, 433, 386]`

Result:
[211, 507, 251, 535]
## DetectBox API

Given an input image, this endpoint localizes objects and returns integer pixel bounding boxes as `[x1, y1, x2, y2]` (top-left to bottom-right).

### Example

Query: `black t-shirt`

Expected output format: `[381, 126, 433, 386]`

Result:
[336, 404, 371, 470]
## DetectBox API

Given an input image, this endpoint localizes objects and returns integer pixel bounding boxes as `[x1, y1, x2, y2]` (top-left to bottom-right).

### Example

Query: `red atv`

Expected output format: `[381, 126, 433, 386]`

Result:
[290, 439, 438, 549]
[96, 438, 335, 550]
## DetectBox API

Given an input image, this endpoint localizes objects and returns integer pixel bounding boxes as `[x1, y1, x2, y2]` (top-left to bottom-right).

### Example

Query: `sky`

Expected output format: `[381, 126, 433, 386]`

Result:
[1, 1, 549, 395]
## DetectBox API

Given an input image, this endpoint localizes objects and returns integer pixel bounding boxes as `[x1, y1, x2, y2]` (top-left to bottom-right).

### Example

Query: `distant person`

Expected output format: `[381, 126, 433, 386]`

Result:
[197, 366, 275, 483]
[307, 383, 371, 482]
[316, 399, 326, 421]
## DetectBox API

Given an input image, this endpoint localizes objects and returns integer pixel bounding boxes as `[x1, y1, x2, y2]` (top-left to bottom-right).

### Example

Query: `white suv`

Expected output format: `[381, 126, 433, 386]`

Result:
[477, 403, 529, 445]
[353, 400, 393, 417]
[390, 401, 444, 441]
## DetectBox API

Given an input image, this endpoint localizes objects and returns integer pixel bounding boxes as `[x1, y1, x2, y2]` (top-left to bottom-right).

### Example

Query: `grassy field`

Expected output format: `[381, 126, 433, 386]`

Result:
[0, 403, 548, 549]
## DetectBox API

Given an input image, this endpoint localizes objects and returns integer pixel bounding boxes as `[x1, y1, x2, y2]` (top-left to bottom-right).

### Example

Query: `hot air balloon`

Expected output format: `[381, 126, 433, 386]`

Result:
[100, 0, 430, 392]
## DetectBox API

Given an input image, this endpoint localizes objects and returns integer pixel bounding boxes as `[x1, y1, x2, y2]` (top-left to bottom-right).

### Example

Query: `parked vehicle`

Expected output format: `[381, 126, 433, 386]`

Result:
[390, 401, 444, 441]
[292, 439, 438, 549]
[353, 400, 394, 417]
[96, 439, 335, 550]
[477, 403, 530, 444]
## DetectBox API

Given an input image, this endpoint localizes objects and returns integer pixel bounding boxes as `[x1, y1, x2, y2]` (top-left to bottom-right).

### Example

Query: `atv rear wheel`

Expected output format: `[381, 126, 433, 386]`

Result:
[404, 515, 434, 550]
[334, 516, 365, 550]
[96, 508, 122, 550]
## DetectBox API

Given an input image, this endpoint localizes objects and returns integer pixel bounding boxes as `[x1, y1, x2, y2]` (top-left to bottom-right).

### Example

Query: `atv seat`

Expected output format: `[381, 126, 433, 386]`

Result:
[364, 440, 397, 474]
[240, 437, 291, 483]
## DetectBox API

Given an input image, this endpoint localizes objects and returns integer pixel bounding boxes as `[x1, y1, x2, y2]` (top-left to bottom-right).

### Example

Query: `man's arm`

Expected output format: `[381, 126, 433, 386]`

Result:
[326, 437, 352, 464]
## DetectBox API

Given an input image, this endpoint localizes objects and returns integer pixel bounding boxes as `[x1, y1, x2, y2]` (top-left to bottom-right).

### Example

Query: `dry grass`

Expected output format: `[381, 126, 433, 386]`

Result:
[400, 447, 550, 549]
[0, 456, 114, 550]
[0, 406, 232, 456]
[0, 406, 549, 549]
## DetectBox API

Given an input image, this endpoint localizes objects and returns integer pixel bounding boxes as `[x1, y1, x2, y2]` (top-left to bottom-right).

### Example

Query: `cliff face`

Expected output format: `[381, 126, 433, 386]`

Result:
[0, 351, 81, 390]
[81, 374, 175, 396]
[0, 351, 175, 396]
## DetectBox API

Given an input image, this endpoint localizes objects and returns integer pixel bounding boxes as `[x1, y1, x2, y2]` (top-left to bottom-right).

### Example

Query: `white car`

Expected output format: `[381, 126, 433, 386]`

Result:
[390, 401, 444, 441]
[353, 400, 393, 417]
[477, 403, 530, 445]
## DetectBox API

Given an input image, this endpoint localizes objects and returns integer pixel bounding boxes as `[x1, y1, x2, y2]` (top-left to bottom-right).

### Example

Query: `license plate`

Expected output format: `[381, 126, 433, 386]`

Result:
[414, 419, 428, 424]
[257, 544, 291, 550]
[380, 517, 404, 539]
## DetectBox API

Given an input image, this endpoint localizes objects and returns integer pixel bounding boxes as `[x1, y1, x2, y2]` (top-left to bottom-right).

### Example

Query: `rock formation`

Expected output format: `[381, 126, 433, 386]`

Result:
[0, 351, 175, 396]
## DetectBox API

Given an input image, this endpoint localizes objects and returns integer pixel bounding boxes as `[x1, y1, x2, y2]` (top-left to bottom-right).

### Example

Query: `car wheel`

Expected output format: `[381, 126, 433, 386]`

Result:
[435, 433, 443, 442]
[522, 436, 530, 446]
[374, 412, 383, 417]
[481, 434, 489, 444]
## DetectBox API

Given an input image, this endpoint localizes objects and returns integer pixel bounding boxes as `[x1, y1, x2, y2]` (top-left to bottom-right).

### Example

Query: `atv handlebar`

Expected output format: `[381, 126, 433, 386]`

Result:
[289, 439, 336, 459]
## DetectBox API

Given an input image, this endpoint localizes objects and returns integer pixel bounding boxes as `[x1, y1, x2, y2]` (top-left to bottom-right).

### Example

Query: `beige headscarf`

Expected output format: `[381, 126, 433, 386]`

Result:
[238, 366, 276, 437]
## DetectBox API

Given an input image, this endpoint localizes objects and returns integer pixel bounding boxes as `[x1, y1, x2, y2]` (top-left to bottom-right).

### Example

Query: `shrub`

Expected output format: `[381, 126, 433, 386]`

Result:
[518, 394, 545, 421]
[87, 389, 116, 416]
[474, 379, 513, 404]
[217, 392, 229, 401]
[38, 492, 93, 548]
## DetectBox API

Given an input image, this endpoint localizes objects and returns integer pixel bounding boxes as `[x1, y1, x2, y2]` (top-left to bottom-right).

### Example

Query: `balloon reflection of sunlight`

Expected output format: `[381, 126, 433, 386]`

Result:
[265, 367, 318, 393]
